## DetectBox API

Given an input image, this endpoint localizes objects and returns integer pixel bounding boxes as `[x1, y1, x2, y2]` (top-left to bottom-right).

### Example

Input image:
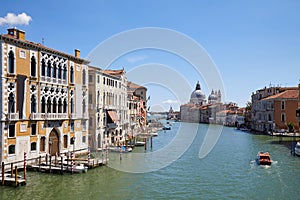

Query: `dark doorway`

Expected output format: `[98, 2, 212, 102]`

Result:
[49, 129, 59, 156]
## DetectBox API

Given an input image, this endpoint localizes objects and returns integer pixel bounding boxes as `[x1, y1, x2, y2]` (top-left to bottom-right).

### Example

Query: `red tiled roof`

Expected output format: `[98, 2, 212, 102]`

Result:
[128, 82, 147, 90]
[263, 90, 298, 100]
[102, 69, 125, 77]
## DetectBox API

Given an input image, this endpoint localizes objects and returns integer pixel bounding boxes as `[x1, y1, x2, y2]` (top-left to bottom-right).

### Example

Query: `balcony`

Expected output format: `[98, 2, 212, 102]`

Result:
[7, 113, 19, 120]
[107, 123, 117, 129]
[30, 113, 68, 120]
[70, 113, 77, 119]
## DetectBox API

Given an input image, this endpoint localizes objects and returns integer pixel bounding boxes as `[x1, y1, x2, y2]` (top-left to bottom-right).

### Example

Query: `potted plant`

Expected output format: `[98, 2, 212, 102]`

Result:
[288, 122, 294, 133]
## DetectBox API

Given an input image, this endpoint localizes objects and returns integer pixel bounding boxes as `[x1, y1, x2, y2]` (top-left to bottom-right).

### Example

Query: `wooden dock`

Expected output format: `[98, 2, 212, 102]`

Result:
[1, 173, 26, 187]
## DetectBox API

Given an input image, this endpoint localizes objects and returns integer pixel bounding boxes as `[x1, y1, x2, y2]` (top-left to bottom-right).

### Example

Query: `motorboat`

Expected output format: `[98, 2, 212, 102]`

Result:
[295, 142, 300, 156]
[134, 141, 145, 146]
[109, 146, 132, 153]
[256, 151, 272, 165]
[151, 132, 158, 137]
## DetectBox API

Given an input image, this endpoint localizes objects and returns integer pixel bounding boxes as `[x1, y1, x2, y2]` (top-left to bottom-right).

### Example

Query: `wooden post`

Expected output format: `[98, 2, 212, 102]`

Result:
[24, 152, 27, 181]
[49, 155, 52, 173]
[55, 154, 57, 166]
[61, 156, 63, 175]
[2, 162, 4, 186]
[66, 154, 69, 171]
[46, 154, 48, 165]
[39, 156, 41, 171]
[15, 166, 18, 187]
[144, 138, 147, 150]
[11, 163, 13, 177]
[150, 136, 153, 149]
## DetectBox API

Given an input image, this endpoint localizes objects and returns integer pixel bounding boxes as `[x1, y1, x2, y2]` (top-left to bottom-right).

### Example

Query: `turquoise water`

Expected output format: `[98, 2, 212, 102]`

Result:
[1, 122, 300, 200]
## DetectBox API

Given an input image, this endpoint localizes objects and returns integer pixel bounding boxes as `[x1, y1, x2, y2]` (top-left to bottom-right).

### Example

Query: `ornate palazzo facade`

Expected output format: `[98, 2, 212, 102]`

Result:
[0, 28, 89, 164]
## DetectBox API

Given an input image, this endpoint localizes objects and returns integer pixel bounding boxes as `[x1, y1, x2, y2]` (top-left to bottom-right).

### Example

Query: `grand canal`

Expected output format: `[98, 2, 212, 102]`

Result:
[1, 122, 300, 200]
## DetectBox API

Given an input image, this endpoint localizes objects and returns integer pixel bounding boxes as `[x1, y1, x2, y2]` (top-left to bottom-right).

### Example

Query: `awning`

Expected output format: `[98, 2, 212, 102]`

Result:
[108, 110, 119, 122]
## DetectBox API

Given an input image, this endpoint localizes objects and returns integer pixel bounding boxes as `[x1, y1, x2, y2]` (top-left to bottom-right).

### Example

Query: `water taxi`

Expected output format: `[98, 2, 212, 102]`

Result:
[256, 151, 272, 165]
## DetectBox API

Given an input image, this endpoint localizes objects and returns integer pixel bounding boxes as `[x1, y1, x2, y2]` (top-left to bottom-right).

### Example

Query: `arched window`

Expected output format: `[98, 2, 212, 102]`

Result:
[31, 95, 37, 113]
[58, 98, 62, 113]
[53, 62, 57, 78]
[53, 97, 57, 113]
[70, 98, 74, 113]
[8, 92, 15, 113]
[63, 99, 67, 113]
[103, 92, 106, 105]
[47, 98, 51, 113]
[41, 59, 46, 76]
[63, 65, 67, 80]
[41, 97, 46, 113]
[97, 91, 100, 106]
[82, 69, 86, 85]
[31, 56, 36, 77]
[58, 64, 62, 79]
[70, 66, 74, 83]
[63, 135, 68, 148]
[8, 50, 15, 74]
[40, 137, 46, 152]
[47, 61, 51, 77]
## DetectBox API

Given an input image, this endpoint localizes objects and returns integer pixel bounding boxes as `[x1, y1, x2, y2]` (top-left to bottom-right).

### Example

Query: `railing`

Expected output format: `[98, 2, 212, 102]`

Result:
[7, 113, 19, 120]
[107, 123, 117, 129]
[40, 76, 67, 85]
[70, 113, 77, 119]
[30, 113, 68, 120]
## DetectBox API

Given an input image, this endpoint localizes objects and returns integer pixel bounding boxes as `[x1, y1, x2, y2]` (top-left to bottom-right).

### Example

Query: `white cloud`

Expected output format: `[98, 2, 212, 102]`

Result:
[126, 55, 147, 63]
[0, 13, 32, 26]
[162, 99, 179, 104]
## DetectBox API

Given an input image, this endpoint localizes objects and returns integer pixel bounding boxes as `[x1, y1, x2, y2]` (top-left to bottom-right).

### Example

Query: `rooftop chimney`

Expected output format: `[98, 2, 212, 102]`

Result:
[75, 49, 80, 58]
[7, 28, 25, 41]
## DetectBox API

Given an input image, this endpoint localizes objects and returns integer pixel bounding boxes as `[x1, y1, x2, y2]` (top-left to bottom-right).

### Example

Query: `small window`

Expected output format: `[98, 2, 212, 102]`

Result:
[19, 50, 26, 59]
[31, 123, 37, 135]
[8, 145, 15, 154]
[281, 101, 285, 110]
[97, 75, 100, 83]
[8, 124, 15, 137]
[20, 123, 27, 132]
[31, 142, 37, 151]
[82, 136, 86, 143]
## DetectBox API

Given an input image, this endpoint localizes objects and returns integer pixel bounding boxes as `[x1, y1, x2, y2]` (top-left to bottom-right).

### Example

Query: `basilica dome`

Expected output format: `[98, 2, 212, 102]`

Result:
[190, 81, 206, 105]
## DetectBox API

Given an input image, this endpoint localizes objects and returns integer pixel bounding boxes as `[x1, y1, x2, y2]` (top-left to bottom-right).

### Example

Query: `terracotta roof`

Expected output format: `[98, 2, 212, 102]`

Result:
[102, 69, 125, 77]
[263, 90, 298, 100]
[128, 82, 146, 90]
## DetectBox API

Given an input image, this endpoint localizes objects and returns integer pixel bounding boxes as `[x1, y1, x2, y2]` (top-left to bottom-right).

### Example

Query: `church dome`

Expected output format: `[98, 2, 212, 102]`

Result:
[190, 81, 206, 104]
[208, 90, 218, 101]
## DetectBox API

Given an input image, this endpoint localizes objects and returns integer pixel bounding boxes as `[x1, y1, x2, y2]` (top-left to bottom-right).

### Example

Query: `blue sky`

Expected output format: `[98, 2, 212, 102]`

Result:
[1, 0, 300, 111]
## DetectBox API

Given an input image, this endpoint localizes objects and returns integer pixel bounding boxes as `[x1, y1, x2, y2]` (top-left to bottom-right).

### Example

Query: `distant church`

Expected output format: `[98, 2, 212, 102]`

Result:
[180, 81, 222, 123]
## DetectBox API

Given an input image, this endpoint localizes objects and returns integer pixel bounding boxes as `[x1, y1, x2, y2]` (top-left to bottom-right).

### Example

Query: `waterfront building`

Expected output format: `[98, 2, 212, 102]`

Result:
[0, 28, 89, 164]
[180, 81, 223, 123]
[88, 67, 128, 149]
[167, 106, 180, 120]
[251, 86, 299, 132]
[127, 82, 147, 137]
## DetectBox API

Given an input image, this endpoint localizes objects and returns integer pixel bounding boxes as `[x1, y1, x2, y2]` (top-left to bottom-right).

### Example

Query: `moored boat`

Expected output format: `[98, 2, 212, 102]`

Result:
[295, 142, 300, 156]
[256, 151, 272, 165]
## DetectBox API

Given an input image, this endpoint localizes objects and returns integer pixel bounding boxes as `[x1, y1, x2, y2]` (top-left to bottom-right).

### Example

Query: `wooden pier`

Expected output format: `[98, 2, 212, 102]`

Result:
[1, 162, 26, 187]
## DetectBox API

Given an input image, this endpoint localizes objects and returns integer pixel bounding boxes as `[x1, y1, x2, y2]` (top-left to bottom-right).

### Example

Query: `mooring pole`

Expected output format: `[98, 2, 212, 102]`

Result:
[15, 166, 18, 187]
[24, 152, 27, 181]
[2, 162, 4, 186]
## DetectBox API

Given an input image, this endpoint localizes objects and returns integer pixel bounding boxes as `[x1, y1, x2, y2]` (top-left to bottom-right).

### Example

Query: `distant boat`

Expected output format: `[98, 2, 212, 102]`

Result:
[134, 141, 145, 146]
[151, 132, 158, 137]
[162, 127, 171, 130]
[109, 146, 132, 153]
[295, 142, 300, 156]
[256, 151, 272, 165]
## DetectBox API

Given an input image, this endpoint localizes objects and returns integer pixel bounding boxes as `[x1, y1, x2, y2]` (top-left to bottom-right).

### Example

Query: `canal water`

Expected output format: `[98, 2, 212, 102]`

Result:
[1, 122, 300, 200]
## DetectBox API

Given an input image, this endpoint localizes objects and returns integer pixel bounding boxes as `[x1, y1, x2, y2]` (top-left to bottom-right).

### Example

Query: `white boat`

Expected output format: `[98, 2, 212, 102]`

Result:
[295, 142, 300, 156]
[134, 141, 145, 146]
[109, 146, 132, 153]
[67, 163, 88, 173]
[151, 132, 158, 137]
